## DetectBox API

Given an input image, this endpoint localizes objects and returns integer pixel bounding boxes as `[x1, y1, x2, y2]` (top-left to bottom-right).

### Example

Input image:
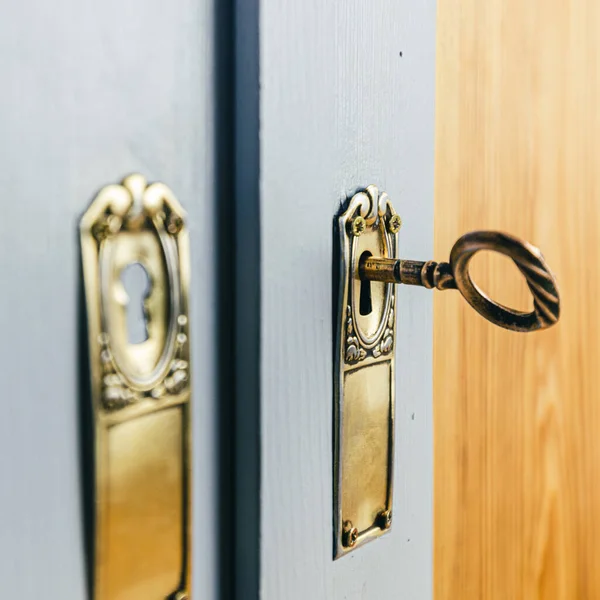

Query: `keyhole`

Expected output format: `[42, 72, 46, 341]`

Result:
[120, 262, 152, 344]
[359, 251, 373, 315]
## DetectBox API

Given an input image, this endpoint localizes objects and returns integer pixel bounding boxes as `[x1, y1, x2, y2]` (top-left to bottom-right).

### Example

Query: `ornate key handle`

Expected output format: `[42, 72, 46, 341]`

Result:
[360, 230, 560, 332]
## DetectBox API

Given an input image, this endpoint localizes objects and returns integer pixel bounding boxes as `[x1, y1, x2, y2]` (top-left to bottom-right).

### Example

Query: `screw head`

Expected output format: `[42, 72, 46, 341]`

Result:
[377, 509, 392, 530]
[168, 214, 183, 234]
[350, 216, 366, 237]
[387, 214, 402, 234]
[92, 220, 109, 242]
[342, 520, 359, 548]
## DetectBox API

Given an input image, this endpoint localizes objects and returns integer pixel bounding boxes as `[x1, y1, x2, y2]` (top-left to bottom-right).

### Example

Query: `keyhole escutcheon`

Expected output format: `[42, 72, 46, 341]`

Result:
[120, 262, 152, 344]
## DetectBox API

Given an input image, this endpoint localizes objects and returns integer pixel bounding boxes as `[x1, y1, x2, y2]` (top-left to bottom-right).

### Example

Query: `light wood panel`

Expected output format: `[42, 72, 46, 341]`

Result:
[434, 1, 600, 599]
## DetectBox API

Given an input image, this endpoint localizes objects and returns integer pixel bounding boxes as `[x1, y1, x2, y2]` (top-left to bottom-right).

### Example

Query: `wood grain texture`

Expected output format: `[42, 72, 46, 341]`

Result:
[434, 1, 600, 599]
[257, 1, 437, 598]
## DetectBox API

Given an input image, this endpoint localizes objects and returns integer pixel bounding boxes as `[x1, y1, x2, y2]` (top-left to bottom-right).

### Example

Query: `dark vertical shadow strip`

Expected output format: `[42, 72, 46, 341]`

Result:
[234, 0, 261, 598]
[213, 0, 236, 598]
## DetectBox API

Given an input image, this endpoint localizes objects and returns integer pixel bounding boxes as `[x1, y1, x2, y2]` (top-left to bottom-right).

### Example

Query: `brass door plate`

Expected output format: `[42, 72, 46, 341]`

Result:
[334, 185, 399, 558]
[81, 174, 191, 600]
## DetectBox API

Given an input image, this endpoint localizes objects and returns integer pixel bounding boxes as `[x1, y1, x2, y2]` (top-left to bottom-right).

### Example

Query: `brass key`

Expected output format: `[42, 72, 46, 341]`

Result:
[359, 230, 560, 332]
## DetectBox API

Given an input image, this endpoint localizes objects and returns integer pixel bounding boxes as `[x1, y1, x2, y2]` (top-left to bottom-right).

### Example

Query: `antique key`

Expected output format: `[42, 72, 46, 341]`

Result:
[359, 230, 560, 332]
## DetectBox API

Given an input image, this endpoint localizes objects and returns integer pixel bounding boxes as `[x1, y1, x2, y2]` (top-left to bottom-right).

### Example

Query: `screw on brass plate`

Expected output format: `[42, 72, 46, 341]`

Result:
[342, 520, 359, 548]
[377, 509, 392, 530]
[172, 592, 188, 600]
[349, 216, 366, 237]
[92, 214, 122, 242]
[387, 214, 402, 234]
[92, 221, 109, 242]
[167, 214, 183, 234]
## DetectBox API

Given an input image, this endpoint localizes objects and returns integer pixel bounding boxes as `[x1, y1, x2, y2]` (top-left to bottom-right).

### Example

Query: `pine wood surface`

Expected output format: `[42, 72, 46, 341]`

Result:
[434, 1, 600, 598]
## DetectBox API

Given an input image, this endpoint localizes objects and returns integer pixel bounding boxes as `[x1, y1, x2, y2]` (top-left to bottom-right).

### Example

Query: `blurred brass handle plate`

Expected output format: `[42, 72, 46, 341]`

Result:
[81, 174, 191, 600]
[334, 186, 560, 558]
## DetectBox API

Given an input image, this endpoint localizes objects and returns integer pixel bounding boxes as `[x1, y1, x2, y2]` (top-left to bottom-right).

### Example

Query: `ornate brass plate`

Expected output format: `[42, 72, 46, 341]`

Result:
[334, 185, 399, 558]
[81, 174, 191, 600]
[334, 185, 561, 559]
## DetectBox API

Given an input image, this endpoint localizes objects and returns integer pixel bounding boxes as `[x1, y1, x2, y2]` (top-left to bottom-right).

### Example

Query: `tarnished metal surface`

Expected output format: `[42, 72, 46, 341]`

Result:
[361, 230, 560, 332]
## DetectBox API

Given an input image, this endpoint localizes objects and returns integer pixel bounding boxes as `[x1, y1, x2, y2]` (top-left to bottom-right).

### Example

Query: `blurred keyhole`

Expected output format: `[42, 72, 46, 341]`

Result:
[120, 262, 152, 344]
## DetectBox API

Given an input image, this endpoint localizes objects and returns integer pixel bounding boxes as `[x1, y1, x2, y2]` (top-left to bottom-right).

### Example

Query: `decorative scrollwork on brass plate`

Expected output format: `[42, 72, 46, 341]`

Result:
[81, 174, 191, 600]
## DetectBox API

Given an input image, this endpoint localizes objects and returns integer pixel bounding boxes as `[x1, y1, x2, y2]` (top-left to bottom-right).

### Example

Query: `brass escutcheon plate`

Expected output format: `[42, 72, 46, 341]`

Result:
[80, 174, 191, 600]
[334, 185, 398, 558]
